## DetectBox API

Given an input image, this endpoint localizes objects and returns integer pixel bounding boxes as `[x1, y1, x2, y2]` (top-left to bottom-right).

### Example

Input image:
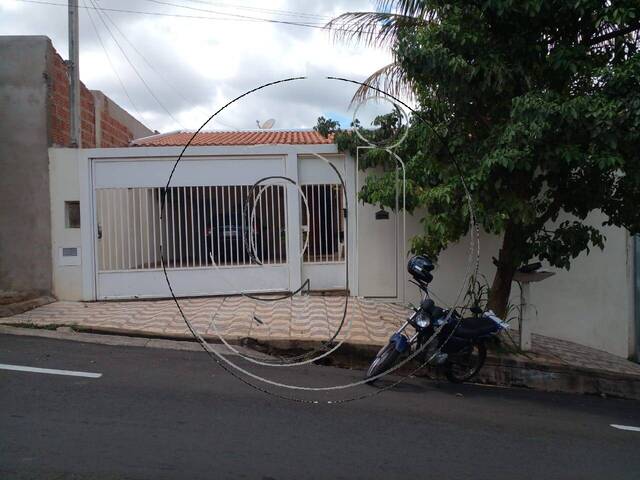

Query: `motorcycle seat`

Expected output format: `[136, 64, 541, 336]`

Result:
[453, 315, 498, 339]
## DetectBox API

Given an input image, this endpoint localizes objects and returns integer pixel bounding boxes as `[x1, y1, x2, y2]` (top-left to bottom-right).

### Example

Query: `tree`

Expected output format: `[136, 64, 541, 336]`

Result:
[327, 1, 640, 317]
[313, 116, 341, 138]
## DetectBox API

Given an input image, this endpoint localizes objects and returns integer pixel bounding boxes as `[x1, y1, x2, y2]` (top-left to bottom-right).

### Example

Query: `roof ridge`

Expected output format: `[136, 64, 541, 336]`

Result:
[131, 129, 333, 147]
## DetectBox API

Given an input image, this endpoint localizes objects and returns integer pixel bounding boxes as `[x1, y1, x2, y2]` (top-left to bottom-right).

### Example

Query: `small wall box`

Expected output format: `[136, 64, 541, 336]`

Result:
[59, 247, 81, 266]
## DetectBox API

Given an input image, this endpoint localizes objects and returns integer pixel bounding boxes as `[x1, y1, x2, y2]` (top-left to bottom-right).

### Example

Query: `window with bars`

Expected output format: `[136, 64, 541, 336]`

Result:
[301, 184, 345, 263]
[95, 185, 287, 271]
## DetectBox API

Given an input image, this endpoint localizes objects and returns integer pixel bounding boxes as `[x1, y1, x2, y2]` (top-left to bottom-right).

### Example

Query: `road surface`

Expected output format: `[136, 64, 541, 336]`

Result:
[1, 334, 639, 479]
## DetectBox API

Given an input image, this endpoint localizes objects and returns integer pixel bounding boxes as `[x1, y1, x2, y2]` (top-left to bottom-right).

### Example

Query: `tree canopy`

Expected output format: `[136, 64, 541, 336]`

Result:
[327, 0, 640, 315]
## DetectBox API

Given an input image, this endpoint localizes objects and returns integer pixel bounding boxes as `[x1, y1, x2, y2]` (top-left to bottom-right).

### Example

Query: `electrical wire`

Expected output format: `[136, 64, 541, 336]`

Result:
[180, 0, 334, 22]
[82, 0, 145, 122]
[140, 0, 327, 26]
[94, 0, 241, 131]
[15, 0, 380, 36]
[88, 0, 185, 129]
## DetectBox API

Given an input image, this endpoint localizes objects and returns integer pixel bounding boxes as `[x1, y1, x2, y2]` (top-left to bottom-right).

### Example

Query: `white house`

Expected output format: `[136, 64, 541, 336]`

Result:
[48, 129, 639, 360]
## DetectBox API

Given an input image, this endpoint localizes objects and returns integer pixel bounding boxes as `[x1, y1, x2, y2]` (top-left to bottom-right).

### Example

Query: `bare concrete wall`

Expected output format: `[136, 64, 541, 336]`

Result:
[0, 36, 53, 294]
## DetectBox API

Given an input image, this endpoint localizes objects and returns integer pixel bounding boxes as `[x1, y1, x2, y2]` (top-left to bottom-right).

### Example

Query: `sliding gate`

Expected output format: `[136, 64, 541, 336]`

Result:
[92, 156, 291, 299]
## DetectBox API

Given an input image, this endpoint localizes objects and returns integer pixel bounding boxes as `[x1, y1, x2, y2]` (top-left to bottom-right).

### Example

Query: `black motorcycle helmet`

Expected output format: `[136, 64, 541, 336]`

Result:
[407, 255, 434, 284]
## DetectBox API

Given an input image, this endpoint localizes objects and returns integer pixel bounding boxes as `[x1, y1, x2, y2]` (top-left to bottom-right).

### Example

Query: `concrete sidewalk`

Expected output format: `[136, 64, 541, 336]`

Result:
[3, 297, 640, 399]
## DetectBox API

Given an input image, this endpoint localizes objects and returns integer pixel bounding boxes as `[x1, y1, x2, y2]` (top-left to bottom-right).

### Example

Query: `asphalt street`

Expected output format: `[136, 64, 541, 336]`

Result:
[1, 334, 639, 480]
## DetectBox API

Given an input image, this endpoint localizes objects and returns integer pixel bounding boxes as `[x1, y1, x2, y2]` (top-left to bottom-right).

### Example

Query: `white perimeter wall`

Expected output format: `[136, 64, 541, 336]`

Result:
[49, 148, 83, 300]
[50, 146, 635, 357]
[356, 165, 634, 357]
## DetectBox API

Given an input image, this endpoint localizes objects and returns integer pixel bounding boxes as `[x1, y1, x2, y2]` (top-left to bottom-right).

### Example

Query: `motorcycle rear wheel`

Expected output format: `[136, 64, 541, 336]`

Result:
[444, 342, 486, 383]
[366, 342, 400, 382]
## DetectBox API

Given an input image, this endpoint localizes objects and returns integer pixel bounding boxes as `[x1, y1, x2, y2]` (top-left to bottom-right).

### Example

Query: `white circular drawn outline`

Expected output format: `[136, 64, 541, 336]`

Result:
[158, 76, 480, 403]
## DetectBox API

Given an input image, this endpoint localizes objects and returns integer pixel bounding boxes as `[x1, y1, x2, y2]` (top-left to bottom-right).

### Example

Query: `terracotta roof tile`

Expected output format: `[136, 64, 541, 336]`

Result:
[132, 130, 334, 147]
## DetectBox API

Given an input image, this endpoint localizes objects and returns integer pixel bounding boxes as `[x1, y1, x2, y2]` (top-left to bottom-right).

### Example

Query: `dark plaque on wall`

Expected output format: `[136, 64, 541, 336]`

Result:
[375, 209, 390, 220]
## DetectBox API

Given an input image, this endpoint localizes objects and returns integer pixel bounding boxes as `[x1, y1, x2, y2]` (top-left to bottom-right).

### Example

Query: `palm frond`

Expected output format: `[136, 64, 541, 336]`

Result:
[376, 0, 433, 20]
[325, 11, 426, 48]
[350, 62, 415, 107]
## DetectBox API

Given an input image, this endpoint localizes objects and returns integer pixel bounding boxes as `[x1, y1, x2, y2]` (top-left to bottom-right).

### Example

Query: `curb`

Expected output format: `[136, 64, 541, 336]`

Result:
[1, 324, 638, 400]
[0, 325, 270, 358]
[0, 296, 56, 318]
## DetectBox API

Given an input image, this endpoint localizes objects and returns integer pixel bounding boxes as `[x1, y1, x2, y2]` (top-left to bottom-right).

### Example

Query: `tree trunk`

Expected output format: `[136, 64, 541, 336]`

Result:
[486, 224, 520, 319]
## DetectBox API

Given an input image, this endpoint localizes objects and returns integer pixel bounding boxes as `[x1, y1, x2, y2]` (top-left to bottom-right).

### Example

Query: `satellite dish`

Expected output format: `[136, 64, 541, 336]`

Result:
[257, 118, 276, 129]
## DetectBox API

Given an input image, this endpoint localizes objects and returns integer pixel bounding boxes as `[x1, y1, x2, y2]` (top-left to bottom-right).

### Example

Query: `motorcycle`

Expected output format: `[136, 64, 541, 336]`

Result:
[366, 255, 509, 383]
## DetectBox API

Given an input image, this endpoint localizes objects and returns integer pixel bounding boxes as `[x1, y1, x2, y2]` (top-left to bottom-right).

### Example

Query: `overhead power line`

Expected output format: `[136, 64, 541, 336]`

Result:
[82, 0, 145, 122]
[87, 0, 185, 128]
[140, 0, 328, 25]
[171, 0, 334, 22]
[15, 0, 379, 35]
[94, 0, 241, 130]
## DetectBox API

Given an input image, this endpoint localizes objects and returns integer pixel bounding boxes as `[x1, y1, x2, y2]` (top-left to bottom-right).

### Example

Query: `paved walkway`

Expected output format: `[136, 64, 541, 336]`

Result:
[3, 297, 640, 380]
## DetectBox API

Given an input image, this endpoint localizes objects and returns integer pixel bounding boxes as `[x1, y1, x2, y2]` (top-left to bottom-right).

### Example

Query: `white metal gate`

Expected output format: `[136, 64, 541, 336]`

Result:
[92, 156, 291, 299]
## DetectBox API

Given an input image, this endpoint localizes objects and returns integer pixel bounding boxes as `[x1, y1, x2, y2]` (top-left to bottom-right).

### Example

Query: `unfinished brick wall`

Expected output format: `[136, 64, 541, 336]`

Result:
[100, 97, 135, 147]
[46, 46, 133, 148]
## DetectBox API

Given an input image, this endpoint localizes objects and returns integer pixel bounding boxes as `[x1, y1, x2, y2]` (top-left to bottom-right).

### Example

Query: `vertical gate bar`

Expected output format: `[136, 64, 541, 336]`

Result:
[206, 185, 213, 265]
[301, 186, 306, 262]
[137, 189, 142, 268]
[185, 186, 191, 268]
[264, 186, 270, 264]
[152, 188, 157, 268]
[269, 185, 275, 264]
[314, 184, 319, 262]
[163, 189, 169, 268]
[221, 186, 227, 266]
[116, 189, 122, 269]
[196, 186, 202, 267]
[138, 189, 143, 269]
[233, 186, 239, 265]
[142, 188, 148, 269]
[240, 186, 246, 265]
[312, 184, 318, 262]
[276, 185, 282, 263]
[316, 184, 324, 262]
[260, 188, 266, 264]
[144, 188, 150, 269]
[284, 186, 289, 262]
[125, 188, 132, 269]
[302, 185, 311, 263]
[171, 188, 177, 269]
[106, 189, 113, 271]
[340, 187, 345, 261]
[166, 189, 171, 268]
[190, 186, 195, 268]
[139, 189, 144, 268]
[215, 186, 221, 266]
[307, 185, 313, 262]
[176, 187, 182, 268]
[251, 187, 257, 265]
[140, 189, 145, 268]
[164, 187, 171, 268]
[120, 189, 126, 270]
[264, 186, 269, 264]
[118, 189, 125, 270]
[132, 189, 138, 269]
[228, 186, 235, 265]
[140, 189, 145, 269]
[329, 185, 335, 262]
[323, 185, 329, 263]
[97, 190, 104, 270]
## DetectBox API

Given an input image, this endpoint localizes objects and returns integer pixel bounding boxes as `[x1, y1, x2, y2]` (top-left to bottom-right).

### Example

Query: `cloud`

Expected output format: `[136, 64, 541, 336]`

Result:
[0, 0, 391, 133]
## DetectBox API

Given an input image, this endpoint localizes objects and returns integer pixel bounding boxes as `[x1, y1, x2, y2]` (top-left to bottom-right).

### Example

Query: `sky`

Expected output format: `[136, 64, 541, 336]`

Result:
[0, 0, 392, 134]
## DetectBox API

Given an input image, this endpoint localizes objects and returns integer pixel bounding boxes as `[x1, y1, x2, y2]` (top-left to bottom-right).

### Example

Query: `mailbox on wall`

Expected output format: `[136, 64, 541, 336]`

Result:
[375, 209, 389, 220]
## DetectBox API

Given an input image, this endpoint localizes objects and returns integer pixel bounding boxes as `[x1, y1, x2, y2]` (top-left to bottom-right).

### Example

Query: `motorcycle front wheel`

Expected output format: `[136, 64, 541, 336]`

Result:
[444, 341, 486, 383]
[366, 342, 400, 382]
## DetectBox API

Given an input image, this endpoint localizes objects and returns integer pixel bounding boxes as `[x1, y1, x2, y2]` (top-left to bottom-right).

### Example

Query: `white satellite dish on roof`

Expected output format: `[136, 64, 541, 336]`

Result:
[256, 118, 276, 129]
